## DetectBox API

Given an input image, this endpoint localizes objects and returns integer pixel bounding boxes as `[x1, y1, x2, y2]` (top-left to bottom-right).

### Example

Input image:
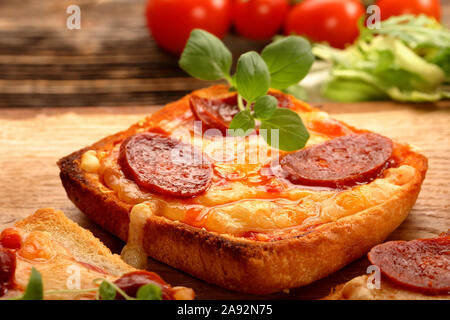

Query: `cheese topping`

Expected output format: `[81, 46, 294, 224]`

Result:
[87, 87, 420, 240]
[80, 150, 100, 173]
[121, 202, 158, 269]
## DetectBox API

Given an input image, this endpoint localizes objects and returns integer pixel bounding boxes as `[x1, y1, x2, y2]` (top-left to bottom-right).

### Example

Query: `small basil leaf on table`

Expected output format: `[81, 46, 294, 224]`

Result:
[229, 109, 255, 136]
[136, 284, 163, 300]
[253, 95, 277, 120]
[261, 36, 314, 90]
[260, 108, 310, 151]
[179, 29, 232, 81]
[236, 51, 270, 103]
[15, 267, 44, 300]
[99, 280, 117, 300]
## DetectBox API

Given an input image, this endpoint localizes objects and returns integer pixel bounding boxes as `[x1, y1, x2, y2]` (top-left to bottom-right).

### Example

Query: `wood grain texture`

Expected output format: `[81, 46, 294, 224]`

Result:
[0, 0, 449, 108]
[0, 101, 448, 299]
[0, 0, 265, 108]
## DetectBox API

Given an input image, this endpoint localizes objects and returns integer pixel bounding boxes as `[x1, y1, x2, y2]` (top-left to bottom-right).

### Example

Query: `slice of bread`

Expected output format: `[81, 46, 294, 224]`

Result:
[1, 208, 194, 300]
[58, 85, 428, 294]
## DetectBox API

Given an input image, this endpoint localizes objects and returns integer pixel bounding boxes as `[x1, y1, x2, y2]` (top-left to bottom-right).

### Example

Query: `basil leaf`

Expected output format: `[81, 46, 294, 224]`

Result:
[261, 36, 314, 90]
[228, 109, 255, 136]
[99, 281, 116, 300]
[253, 95, 277, 120]
[235, 51, 270, 103]
[260, 109, 309, 151]
[17, 267, 43, 300]
[179, 29, 232, 81]
[136, 284, 162, 300]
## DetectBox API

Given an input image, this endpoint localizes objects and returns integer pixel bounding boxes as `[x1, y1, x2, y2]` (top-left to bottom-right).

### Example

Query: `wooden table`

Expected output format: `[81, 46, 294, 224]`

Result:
[0, 0, 449, 300]
[0, 100, 448, 299]
[0, 0, 449, 108]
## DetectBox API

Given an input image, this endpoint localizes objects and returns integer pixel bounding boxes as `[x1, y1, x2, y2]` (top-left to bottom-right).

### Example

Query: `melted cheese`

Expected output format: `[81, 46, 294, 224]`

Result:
[80, 150, 100, 173]
[97, 125, 416, 238]
[121, 202, 158, 269]
[80, 88, 419, 240]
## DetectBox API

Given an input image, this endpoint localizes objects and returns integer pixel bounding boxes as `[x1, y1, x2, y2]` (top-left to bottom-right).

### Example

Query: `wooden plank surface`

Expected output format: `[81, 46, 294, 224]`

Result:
[0, 0, 266, 108]
[0, 101, 449, 299]
[0, 0, 449, 108]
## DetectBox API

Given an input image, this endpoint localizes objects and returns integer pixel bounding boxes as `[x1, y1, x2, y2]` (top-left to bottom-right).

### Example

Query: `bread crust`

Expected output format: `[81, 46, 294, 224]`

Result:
[58, 86, 428, 294]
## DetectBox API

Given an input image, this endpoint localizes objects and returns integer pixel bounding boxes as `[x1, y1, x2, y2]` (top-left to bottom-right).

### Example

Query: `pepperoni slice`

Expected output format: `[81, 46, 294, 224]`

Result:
[119, 132, 212, 198]
[368, 236, 450, 295]
[114, 271, 173, 300]
[190, 94, 238, 133]
[0, 249, 16, 297]
[280, 133, 393, 188]
[189, 92, 293, 133]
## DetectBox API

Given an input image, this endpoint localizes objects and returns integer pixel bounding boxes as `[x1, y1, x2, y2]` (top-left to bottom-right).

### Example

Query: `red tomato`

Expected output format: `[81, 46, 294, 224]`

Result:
[0, 228, 22, 250]
[233, 0, 289, 40]
[284, 0, 365, 49]
[376, 0, 441, 21]
[146, 0, 233, 55]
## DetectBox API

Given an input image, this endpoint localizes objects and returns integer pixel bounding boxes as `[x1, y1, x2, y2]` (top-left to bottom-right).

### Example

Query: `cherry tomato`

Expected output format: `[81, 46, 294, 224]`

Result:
[233, 0, 289, 40]
[376, 0, 441, 21]
[146, 0, 233, 55]
[285, 0, 365, 49]
[0, 228, 22, 250]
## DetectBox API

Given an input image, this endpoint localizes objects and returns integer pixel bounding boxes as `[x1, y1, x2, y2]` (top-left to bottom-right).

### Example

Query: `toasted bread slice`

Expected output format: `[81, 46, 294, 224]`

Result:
[0, 208, 194, 300]
[58, 85, 427, 294]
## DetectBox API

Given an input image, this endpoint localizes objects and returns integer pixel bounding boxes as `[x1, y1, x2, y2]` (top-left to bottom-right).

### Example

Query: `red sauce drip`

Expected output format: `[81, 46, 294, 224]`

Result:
[183, 207, 208, 228]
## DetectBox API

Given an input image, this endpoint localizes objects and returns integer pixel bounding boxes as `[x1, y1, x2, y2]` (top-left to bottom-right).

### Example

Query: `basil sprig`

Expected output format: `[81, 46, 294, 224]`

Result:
[179, 29, 314, 151]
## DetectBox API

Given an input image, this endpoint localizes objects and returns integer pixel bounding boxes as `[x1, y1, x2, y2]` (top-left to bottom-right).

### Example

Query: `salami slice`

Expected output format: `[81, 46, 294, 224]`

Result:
[119, 133, 212, 198]
[280, 133, 393, 188]
[368, 236, 450, 295]
[189, 92, 293, 133]
[190, 94, 238, 133]
[0, 249, 16, 296]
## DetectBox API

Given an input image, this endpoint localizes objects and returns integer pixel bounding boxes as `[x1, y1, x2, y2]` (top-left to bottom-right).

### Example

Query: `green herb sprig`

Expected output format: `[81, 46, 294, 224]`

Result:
[179, 29, 314, 151]
[10, 268, 162, 300]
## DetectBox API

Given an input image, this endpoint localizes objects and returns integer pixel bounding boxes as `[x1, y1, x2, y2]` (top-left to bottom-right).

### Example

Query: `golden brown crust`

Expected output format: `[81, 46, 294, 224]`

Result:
[59, 151, 131, 241]
[57, 85, 428, 294]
